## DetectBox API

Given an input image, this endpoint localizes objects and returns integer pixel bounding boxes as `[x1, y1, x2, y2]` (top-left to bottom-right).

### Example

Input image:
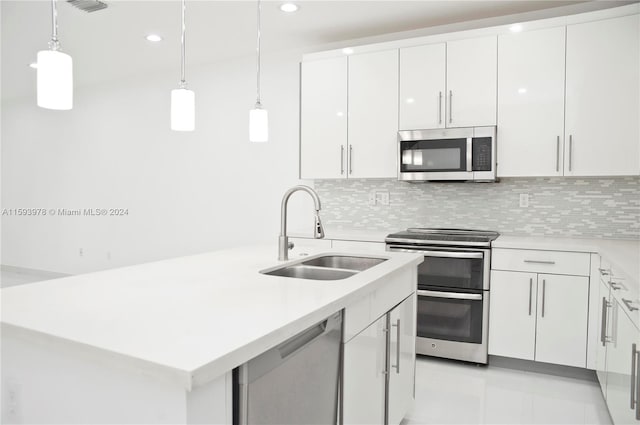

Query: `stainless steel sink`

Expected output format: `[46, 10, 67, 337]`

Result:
[302, 255, 386, 271]
[263, 265, 357, 280]
[260, 255, 387, 281]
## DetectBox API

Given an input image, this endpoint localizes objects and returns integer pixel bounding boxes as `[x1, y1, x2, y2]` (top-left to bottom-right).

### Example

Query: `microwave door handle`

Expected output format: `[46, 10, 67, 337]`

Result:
[466, 138, 472, 172]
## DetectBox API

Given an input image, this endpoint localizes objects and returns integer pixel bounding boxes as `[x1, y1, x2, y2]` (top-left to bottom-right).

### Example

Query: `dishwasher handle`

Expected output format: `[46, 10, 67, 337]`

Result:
[278, 320, 327, 359]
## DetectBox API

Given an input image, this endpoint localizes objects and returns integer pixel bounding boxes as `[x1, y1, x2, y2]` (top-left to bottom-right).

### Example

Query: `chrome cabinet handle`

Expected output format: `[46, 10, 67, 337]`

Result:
[632, 343, 638, 410]
[599, 268, 610, 276]
[601, 297, 609, 346]
[541, 279, 546, 318]
[636, 348, 640, 419]
[611, 282, 624, 291]
[568, 135, 573, 172]
[448, 90, 453, 124]
[623, 298, 639, 312]
[340, 145, 345, 175]
[528, 278, 533, 316]
[438, 91, 442, 124]
[417, 289, 482, 301]
[392, 319, 401, 374]
[524, 260, 556, 265]
[556, 136, 560, 172]
[349, 145, 353, 175]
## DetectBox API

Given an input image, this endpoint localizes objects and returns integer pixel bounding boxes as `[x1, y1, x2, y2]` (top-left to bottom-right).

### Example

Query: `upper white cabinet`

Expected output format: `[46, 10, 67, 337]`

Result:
[300, 57, 347, 179]
[348, 50, 399, 178]
[565, 14, 640, 176]
[399, 36, 497, 130]
[300, 51, 398, 179]
[446, 36, 498, 127]
[399, 43, 446, 130]
[497, 27, 566, 177]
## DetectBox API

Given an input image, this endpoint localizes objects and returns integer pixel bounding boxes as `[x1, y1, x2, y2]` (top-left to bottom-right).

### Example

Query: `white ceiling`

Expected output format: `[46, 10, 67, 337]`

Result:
[1, 0, 633, 101]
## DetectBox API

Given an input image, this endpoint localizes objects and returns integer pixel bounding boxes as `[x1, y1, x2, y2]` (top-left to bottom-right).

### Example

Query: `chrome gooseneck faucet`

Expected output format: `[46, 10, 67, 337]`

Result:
[279, 185, 325, 261]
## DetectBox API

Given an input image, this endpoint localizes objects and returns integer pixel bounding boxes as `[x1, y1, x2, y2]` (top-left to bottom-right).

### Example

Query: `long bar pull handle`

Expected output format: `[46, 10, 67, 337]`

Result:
[599, 268, 610, 276]
[340, 145, 345, 175]
[541, 279, 546, 318]
[601, 297, 608, 346]
[623, 298, 639, 312]
[349, 145, 353, 175]
[556, 136, 560, 172]
[524, 260, 556, 265]
[636, 348, 640, 419]
[631, 343, 637, 410]
[528, 278, 533, 316]
[392, 319, 401, 374]
[448, 90, 453, 124]
[438, 91, 442, 124]
[568, 135, 573, 172]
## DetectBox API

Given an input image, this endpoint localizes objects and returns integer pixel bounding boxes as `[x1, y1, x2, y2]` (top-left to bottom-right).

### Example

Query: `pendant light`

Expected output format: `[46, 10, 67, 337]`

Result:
[249, 0, 268, 142]
[37, 0, 73, 110]
[171, 0, 195, 131]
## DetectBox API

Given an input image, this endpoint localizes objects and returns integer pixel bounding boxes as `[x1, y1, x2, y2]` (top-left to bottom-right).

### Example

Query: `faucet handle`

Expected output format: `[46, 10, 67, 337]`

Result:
[288, 241, 295, 250]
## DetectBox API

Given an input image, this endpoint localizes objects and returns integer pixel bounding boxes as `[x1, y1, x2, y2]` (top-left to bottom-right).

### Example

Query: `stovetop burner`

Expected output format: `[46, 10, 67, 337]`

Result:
[385, 228, 500, 247]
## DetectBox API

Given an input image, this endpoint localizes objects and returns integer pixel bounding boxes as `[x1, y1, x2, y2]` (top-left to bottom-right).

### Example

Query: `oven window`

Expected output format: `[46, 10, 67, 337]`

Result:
[400, 139, 467, 172]
[417, 255, 484, 291]
[417, 294, 483, 343]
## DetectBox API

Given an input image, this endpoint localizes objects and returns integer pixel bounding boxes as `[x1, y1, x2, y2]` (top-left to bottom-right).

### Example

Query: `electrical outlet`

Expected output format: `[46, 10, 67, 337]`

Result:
[4, 381, 21, 422]
[368, 192, 377, 206]
[519, 193, 529, 208]
[79, 248, 84, 257]
[376, 190, 390, 206]
[107, 251, 111, 261]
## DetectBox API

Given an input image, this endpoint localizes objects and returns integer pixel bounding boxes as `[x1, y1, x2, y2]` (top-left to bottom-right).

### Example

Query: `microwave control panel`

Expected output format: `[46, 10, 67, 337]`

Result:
[472, 137, 492, 172]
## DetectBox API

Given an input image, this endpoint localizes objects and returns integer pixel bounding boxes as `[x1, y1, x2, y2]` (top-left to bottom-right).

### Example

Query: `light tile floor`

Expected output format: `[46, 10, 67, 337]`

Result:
[403, 357, 611, 425]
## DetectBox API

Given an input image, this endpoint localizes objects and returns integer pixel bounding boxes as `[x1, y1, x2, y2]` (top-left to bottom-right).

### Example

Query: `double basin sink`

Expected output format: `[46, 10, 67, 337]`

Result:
[261, 255, 387, 281]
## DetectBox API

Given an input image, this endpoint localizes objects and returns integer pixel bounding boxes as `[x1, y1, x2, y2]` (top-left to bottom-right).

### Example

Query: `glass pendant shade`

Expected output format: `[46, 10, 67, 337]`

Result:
[171, 88, 195, 131]
[37, 49, 73, 110]
[249, 107, 268, 142]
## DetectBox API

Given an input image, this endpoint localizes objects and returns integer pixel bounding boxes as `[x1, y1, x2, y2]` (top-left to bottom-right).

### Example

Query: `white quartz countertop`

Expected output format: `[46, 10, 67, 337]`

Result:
[1, 245, 423, 390]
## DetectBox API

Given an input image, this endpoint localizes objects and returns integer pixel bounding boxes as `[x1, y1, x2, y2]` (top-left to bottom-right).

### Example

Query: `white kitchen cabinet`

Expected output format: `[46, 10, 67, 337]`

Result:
[490, 250, 590, 368]
[446, 36, 497, 127]
[343, 294, 416, 425]
[565, 14, 640, 176]
[534, 274, 589, 367]
[399, 43, 446, 130]
[387, 294, 416, 425]
[497, 27, 566, 177]
[300, 57, 348, 179]
[596, 277, 611, 394]
[342, 314, 387, 425]
[606, 297, 640, 424]
[348, 50, 399, 178]
[488, 270, 537, 360]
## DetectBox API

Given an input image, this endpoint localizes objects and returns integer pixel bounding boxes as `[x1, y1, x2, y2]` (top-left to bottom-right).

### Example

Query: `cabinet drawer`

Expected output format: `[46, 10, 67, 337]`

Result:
[492, 248, 590, 276]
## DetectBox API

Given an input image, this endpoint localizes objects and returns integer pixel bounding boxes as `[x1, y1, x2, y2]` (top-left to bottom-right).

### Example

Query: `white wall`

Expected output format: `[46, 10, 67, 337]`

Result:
[1, 50, 315, 274]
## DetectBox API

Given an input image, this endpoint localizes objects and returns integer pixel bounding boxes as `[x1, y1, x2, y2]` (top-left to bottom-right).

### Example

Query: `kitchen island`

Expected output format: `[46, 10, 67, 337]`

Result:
[1, 245, 422, 424]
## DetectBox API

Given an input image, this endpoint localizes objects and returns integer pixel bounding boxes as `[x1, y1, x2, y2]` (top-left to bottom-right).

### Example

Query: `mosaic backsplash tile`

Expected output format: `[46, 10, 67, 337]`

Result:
[314, 177, 640, 240]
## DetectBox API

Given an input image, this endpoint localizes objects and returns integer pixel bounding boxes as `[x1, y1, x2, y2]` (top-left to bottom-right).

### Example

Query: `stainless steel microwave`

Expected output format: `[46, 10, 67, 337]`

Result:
[398, 126, 497, 182]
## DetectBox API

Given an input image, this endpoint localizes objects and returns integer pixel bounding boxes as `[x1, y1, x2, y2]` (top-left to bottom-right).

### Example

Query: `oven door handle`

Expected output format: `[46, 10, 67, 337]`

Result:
[388, 247, 483, 259]
[417, 289, 483, 301]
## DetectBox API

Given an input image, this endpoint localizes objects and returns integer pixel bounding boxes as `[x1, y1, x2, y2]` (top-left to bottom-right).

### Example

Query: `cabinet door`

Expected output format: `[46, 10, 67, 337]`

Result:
[348, 50, 399, 178]
[606, 298, 640, 425]
[535, 274, 589, 368]
[497, 27, 565, 177]
[488, 270, 537, 360]
[388, 294, 416, 425]
[446, 36, 497, 127]
[596, 279, 611, 395]
[342, 314, 387, 425]
[399, 43, 446, 130]
[565, 14, 640, 176]
[300, 57, 348, 179]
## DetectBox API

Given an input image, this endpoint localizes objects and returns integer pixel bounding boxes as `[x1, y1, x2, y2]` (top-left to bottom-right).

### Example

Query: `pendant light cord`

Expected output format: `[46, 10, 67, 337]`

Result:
[179, 0, 186, 88]
[49, 0, 60, 50]
[255, 0, 262, 107]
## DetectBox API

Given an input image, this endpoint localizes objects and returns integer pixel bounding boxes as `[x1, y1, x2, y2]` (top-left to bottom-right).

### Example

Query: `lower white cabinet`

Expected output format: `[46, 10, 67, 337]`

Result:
[596, 277, 610, 394]
[489, 270, 589, 367]
[343, 294, 416, 425]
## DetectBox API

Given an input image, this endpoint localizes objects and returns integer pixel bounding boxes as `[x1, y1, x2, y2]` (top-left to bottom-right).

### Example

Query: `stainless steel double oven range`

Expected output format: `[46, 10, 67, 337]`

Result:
[385, 228, 499, 364]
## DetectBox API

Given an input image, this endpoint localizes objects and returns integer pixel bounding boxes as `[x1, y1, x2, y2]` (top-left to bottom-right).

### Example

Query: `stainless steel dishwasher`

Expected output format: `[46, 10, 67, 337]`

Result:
[233, 311, 343, 425]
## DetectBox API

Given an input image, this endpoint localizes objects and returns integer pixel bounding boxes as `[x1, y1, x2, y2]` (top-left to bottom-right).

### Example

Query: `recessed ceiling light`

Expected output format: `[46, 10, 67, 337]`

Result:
[29, 62, 38, 69]
[518, 87, 527, 94]
[405, 98, 415, 104]
[342, 47, 354, 55]
[510, 24, 523, 33]
[145, 34, 163, 42]
[279, 3, 298, 13]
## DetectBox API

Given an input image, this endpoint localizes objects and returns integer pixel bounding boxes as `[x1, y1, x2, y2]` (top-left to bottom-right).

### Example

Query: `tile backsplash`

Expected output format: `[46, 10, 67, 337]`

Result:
[314, 177, 640, 240]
